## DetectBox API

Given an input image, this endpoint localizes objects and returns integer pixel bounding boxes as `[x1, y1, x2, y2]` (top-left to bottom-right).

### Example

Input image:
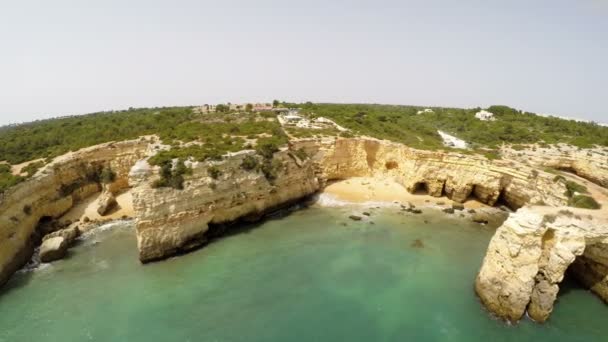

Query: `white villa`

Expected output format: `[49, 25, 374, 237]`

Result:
[475, 110, 495, 121]
[416, 108, 434, 115]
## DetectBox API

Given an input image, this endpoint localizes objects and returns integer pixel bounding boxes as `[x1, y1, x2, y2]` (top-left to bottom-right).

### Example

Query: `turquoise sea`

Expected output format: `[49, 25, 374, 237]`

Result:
[0, 206, 606, 341]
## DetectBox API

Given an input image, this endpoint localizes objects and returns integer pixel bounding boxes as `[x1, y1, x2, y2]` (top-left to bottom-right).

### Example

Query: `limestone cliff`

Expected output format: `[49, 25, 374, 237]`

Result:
[294, 138, 568, 209]
[131, 137, 570, 263]
[475, 207, 608, 322]
[130, 149, 320, 262]
[0, 139, 149, 286]
[502, 144, 608, 187]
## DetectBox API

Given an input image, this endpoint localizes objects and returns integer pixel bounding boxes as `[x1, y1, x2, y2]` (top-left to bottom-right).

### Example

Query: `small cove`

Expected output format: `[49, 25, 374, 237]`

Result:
[0, 206, 606, 342]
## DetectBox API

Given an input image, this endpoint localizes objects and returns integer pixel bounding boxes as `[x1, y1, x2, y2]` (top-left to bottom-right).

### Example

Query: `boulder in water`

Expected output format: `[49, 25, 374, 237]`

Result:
[39, 237, 68, 263]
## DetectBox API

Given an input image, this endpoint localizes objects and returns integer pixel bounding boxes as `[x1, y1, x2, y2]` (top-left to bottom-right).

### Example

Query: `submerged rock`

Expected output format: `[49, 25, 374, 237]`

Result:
[443, 208, 455, 214]
[411, 239, 424, 248]
[452, 202, 465, 211]
[349, 215, 362, 221]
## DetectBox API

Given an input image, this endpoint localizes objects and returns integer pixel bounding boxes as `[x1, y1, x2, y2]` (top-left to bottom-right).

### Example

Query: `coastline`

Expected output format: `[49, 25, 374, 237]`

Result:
[321, 177, 488, 209]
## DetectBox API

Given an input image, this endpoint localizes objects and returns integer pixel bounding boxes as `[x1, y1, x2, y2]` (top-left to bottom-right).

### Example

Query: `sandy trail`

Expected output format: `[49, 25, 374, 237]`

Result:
[321, 177, 487, 209]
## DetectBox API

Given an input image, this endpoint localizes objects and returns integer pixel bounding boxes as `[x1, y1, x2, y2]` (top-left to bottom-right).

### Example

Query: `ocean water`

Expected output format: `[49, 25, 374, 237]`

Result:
[0, 206, 606, 342]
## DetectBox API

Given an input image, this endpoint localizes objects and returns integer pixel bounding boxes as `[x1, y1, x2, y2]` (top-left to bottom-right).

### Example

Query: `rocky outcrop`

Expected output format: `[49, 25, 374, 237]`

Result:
[294, 138, 569, 209]
[129, 137, 570, 264]
[97, 188, 117, 216]
[501, 144, 608, 187]
[130, 149, 320, 262]
[0, 138, 149, 286]
[39, 237, 69, 263]
[475, 207, 608, 322]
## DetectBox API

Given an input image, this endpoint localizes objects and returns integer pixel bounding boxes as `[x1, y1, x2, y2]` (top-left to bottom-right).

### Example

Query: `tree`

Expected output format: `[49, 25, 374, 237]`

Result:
[216, 104, 229, 113]
[272, 100, 280, 107]
[245, 103, 253, 112]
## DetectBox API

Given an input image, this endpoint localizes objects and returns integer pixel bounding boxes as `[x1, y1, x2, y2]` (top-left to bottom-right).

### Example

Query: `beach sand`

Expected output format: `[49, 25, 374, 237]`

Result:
[59, 190, 135, 227]
[321, 177, 487, 209]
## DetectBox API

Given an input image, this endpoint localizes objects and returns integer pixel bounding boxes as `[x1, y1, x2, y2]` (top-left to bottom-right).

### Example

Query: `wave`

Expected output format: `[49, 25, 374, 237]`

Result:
[18, 219, 134, 274]
[313, 193, 400, 208]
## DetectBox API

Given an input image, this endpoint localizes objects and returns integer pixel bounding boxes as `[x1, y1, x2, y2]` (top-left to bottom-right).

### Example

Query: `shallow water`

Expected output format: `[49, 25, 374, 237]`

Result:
[0, 207, 606, 341]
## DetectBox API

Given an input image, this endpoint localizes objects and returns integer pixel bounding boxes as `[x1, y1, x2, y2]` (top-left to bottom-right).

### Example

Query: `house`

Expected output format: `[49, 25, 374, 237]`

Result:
[195, 104, 216, 114]
[416, 108, 434, 115]
[475, 110, 495, 121]
[252, 103, 273, 112]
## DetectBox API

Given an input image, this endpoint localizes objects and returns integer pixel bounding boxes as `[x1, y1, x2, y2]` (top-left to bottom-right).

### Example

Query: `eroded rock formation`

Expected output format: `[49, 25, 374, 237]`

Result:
[295, 138, 568, 208]
[130, 137, 569, 263]
[130, 150, 320, 262]
[475, 207, 608, 322]
[0, 139, 148, 286]
[502, 144, 608, 187]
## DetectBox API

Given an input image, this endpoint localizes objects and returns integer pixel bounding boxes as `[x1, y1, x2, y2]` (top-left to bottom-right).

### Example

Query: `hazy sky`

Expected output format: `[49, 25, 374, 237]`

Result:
[1, 0, 607, 126]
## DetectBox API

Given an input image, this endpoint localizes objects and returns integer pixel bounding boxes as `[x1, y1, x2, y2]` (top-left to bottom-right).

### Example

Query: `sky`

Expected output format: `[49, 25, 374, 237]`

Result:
[0, 0, 607, 126]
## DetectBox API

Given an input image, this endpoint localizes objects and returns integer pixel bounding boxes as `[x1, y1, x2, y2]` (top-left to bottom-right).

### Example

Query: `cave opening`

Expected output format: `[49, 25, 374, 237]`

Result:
[553, 257, 592, 305]
[494, 189, 517, 211]
[385, 161, 399, 170]
[412, 182, 429, 195]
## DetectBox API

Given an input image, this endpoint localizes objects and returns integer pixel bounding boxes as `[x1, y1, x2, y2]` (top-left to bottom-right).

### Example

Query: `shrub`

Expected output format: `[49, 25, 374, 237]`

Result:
[256, 140, 280, 159]
[241, 155, 259, 171]
[294, 148, 308, 160]
[22, 161, 45, 177]
[565, 181, 588, 197]
[261, 159, 282, 182]
[99, 166, 117, 184]
[569, 195, 601, 209]
[23, 205, 32, 215]
[154, 159, 192, 190]
[207, 166, 222, 179]
[553, 175, 566, 183]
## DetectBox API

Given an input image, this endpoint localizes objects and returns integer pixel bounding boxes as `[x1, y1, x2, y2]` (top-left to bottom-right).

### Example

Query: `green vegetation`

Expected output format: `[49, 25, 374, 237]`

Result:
[284, 103, 608, 150]
[557, 179, 601, 209]
[148, 118, 287, 166]
[0, 165, 23, 194]
[22, 161, 45, 177]
[99, 166, 116, 184]
[153, 160, 192, 190]
[1, 102, 606, 194]
[564, 180, 589, 197]
[241, 155, 260, 171]
[293, 148, 308, 161]
[569, 195, 601, 209]
[207, 166, 222, 179]
[260, 159, 282, 182]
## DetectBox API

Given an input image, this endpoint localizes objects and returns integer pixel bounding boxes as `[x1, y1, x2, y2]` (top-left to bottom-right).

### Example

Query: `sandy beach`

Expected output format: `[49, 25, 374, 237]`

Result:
[321, 177, 487, 209]
[58, 190, 135, 228]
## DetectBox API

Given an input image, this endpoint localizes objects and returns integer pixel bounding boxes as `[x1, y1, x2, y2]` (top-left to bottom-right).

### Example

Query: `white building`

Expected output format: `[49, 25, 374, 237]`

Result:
[416, 108, 434, 115]
[475, 110, 495, 121]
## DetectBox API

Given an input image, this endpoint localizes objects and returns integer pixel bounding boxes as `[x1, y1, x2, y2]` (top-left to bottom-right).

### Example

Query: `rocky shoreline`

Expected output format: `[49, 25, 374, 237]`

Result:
[1, 136, 606, 324]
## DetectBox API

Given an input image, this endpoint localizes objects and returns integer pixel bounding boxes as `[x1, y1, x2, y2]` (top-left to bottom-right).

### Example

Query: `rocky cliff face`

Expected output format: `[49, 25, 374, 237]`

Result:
[475, 207, 608, 322]
[131, 137, 570, 263]
[130, 149, 320, 262]
[501, 144, 608, 187]
[0, 139, 149, 286]
[295, 138, 568, 209]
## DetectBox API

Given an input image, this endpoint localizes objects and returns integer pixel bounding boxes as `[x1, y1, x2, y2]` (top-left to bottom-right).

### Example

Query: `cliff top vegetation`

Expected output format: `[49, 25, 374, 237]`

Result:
[0, 102, 606, 168]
